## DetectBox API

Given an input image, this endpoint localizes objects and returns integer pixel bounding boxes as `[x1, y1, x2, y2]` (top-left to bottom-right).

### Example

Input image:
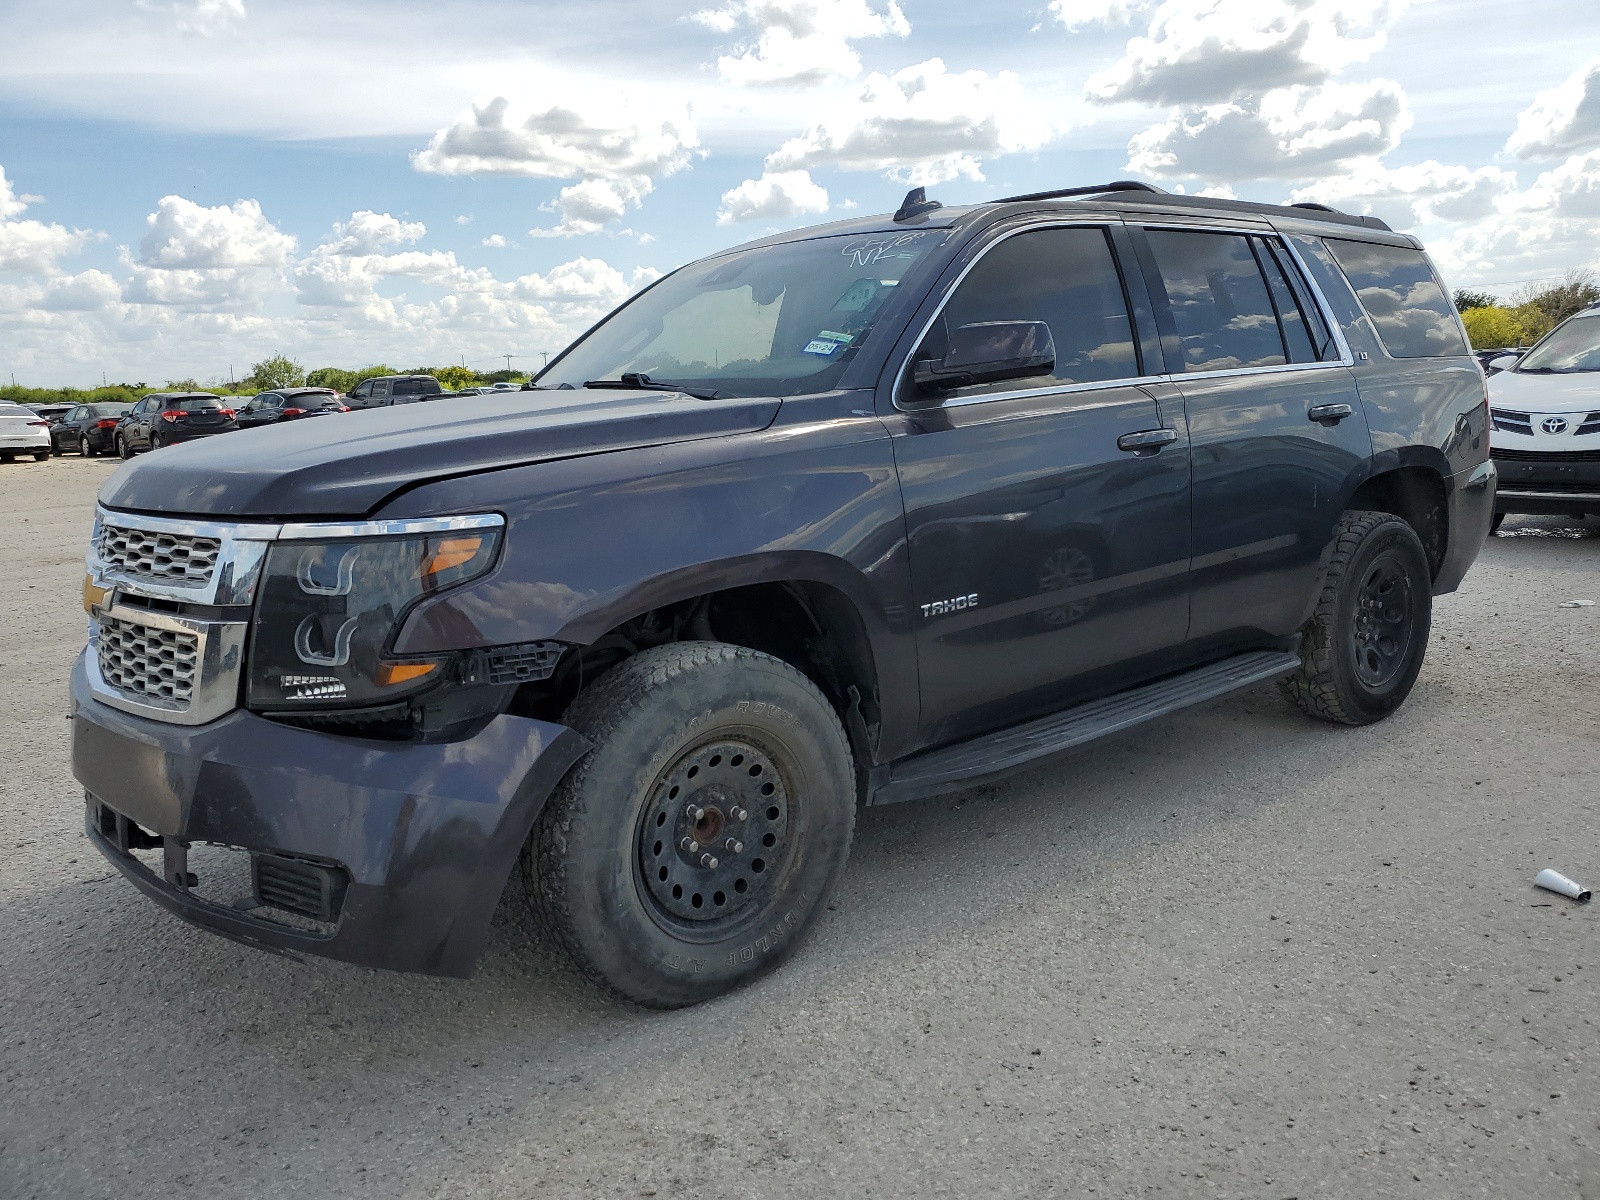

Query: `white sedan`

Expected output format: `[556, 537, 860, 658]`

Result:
[1486, 304, 1600, 528]
[0, 403, 53, 462]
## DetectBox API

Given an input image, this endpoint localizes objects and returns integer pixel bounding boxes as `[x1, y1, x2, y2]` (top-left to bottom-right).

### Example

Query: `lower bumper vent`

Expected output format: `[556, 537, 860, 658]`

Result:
[252, 854, 349, 923]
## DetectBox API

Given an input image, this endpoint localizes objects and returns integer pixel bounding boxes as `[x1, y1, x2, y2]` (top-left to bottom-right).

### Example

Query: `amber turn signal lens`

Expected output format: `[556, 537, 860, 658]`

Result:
[375, 661, 438, 687]
[423, 536, 484, 576]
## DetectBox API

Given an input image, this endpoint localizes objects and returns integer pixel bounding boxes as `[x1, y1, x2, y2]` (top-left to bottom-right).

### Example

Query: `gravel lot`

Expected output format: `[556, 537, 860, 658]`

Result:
[1, 453, 1597, 1199]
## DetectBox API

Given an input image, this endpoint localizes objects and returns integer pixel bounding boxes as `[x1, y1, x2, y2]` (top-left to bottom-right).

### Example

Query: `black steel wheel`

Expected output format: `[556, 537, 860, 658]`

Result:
[527, 641, 855, 1008]
[1281, 510, 1432, 726]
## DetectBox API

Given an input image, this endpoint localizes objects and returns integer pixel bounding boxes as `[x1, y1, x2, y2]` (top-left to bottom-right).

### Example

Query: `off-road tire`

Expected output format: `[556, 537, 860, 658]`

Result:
[80, 435, 97, 458]
[1280, 510, 1432, 726]
[526, 641, 855, 1008]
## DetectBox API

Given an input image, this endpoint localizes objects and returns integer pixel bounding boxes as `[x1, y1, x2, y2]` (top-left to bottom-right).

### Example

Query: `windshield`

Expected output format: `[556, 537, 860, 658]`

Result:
[91, 404, 131, 417]
[1517, 314, 1600, 373]
[539, 230, 951, 398]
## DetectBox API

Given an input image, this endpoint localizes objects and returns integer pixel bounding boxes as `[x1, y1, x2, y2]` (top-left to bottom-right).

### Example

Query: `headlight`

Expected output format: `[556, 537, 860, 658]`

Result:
[246, 525, 500, 709]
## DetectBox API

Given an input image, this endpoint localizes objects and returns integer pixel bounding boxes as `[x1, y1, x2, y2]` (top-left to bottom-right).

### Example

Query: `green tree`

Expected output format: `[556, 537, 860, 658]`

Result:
[1461, 306, 1527, 350]
[1453, 289, 1498, 313]
[165, 377, 201, 391]
[306, 367, 358, 392]
[433, 365, 479, 391]
[249, 355, 307, 391]
[1510, 269, 1600, 333]
[354, 364, 399, 383]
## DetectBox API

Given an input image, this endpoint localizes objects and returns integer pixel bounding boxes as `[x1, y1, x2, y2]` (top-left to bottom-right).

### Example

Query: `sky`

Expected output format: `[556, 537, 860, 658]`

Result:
[2, 0, 1599, 387]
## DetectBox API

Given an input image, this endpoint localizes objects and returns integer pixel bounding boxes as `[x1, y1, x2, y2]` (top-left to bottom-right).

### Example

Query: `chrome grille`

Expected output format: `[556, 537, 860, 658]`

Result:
[97, 615, 199, 709]
[97, 523, 221, 588]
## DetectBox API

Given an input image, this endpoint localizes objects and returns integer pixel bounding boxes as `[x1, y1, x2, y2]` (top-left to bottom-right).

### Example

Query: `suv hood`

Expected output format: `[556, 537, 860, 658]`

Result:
[99, 389, 781, 518]
[1487, 369, 1600, 413]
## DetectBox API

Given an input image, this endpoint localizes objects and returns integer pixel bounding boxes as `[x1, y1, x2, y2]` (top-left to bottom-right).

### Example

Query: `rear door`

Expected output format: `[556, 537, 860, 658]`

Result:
[1131, 225, 1370, 644]
[886, 221, 1192, 748]
[370, 379, 392, 407]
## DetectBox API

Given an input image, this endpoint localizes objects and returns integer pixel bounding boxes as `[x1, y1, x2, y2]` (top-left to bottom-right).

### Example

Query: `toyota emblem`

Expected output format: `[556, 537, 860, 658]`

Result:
[1542, 416, 1570, 434]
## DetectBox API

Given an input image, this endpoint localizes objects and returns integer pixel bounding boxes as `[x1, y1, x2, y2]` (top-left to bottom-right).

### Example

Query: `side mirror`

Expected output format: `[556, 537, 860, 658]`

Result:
[913, 320, 1056, 392]
[1486, 353, 1521, 373]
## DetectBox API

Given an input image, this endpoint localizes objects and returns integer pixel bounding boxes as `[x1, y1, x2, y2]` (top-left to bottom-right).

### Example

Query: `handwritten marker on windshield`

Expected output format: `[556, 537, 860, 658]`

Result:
[1534, 868, 1591, 903]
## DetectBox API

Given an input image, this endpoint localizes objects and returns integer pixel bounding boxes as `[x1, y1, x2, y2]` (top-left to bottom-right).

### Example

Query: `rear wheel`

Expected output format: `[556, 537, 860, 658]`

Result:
[32, 449, 49, 462]
[149, 431, 165, 450]
[527, 641, 856, 1008]
[1489, 511, 1505, 535]
[116, 434, 132, 459]
[80, 434, 96, 458]
[1281, 510, 1432, 726]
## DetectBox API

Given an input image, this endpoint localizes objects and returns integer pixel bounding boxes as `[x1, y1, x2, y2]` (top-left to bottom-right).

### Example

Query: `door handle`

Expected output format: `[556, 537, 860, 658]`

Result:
[1308, 403, 1354, 425]
[1117, 428, 1180, 454]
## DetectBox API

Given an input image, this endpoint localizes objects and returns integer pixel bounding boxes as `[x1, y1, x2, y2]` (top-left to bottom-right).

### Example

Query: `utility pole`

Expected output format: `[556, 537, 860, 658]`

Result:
[503, 353, 514, 374]
[539, 351, 550, 368]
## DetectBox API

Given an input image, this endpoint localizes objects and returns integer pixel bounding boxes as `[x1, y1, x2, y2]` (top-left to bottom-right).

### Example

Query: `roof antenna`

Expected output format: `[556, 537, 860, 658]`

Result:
[893, 186, 942, 223]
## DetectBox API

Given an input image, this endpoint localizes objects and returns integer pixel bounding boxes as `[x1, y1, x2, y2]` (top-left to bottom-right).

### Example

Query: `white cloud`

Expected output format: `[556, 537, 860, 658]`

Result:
[138, 195, 295, 269]
[692, 0, 910, 87]
[411, 98, 698, 181]
[321, 210, 426, 256]
[531, 176, 655, 238]
[1128, 79, 1410, 181]
[1289, 162, 1518, 230]
[455, 214, 473, 225]
[1049, 0, 1144, 32]
[139, 0, 246, 36]
[482, 233, 508, 248]
[1506, 58, 1600, 160]
[0, 165, 96, 273]
[765, 58, 1054, 184]
[123, 195, 293, 309]
[717, 170, 830, 223]
[1088, 0, 1406, 107]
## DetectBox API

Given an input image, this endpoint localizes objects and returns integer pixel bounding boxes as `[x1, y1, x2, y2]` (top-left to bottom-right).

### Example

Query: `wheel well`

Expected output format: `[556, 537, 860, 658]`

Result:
[509, 582, 883, 764]
[1347, 466, 1448, 578]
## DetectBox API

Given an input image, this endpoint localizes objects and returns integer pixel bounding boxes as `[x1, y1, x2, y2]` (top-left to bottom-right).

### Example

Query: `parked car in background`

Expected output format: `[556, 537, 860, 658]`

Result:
[1476, 347, 1525, 375]
[115, 393, 238, 457]
[235, 388, 348, 430]
[1486, 303, 1600, 528]
[345, 375, 444, 409]
[51, 403, 134, 456]
[0, 402, 53, 461]
[25, 401, 76, 423]
[491, 382, 520, 392]
[0, 401, 52, 464]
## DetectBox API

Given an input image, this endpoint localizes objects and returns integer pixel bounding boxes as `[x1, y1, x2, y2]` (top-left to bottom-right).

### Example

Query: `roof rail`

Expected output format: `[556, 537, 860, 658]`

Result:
[996, 180, 1166, 203]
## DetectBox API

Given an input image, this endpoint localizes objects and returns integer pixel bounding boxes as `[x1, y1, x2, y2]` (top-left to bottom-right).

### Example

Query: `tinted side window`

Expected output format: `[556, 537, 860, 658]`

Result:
[921, 226, 1139, 399]
[371, 380, 390, 399]
[392, 378, 437, 396]
[1145, 231, 1286, 372]
[1324, 239, 1468, 359]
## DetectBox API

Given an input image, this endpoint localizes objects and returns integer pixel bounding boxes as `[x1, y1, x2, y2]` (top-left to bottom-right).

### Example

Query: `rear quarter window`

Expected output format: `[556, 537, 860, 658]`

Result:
[1325, 239, 1468, 359]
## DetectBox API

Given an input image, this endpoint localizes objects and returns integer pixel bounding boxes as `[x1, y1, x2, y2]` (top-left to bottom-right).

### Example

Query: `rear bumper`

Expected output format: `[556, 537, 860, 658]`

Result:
[1433, 459, 1496, 595]
[70, 653, 589, 977]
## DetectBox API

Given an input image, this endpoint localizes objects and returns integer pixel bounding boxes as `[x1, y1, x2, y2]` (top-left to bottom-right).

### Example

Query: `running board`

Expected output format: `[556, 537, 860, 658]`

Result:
[871, 649, 1302, 806]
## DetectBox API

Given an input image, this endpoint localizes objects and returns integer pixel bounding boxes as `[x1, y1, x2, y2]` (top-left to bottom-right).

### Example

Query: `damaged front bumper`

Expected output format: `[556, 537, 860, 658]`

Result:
[70, 652, 588, 977]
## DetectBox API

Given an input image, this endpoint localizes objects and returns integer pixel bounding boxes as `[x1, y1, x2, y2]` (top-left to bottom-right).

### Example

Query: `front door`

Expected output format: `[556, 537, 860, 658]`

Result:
[1133, 226, 1372, 644]
[888, 223, 1192, 749]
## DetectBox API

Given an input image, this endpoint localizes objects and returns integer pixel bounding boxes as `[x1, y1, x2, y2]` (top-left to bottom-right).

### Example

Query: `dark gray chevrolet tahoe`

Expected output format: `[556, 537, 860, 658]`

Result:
[73, 181, 1494, 1007]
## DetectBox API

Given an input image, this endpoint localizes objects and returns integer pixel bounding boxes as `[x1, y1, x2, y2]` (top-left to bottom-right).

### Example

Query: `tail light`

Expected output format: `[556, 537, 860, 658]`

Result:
[281, 407, 305, 417]
[95, 419, 119, 429]
[336, 405, 350, 412]
[218, 408, 235, 418]
[160, 410, 182, 423]
[27, 419, 48, 427]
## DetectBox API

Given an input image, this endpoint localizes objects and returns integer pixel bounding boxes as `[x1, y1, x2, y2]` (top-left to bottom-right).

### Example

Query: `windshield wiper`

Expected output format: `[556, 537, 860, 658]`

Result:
[584, 372, 722, 400]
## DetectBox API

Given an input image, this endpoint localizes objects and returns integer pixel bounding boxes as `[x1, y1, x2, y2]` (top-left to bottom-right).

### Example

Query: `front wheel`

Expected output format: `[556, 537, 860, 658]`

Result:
[526, 641, 856, 1008]
[1281, 510, 1432, 726]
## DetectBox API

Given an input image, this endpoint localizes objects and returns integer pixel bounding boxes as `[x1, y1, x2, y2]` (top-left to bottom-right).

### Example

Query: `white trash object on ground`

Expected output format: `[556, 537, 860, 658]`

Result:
[1558, 599, 1596, 608]
[1534, 868, 1592, 902]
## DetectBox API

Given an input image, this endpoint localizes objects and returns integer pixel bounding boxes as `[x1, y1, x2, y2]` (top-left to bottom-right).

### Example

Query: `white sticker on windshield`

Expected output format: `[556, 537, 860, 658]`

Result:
[803, 339, 842, 356]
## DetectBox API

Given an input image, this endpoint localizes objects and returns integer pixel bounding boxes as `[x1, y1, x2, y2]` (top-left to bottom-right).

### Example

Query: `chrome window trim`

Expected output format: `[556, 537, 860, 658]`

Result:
[87, 604, 248, 726]
[891, 219, 1355, 415]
